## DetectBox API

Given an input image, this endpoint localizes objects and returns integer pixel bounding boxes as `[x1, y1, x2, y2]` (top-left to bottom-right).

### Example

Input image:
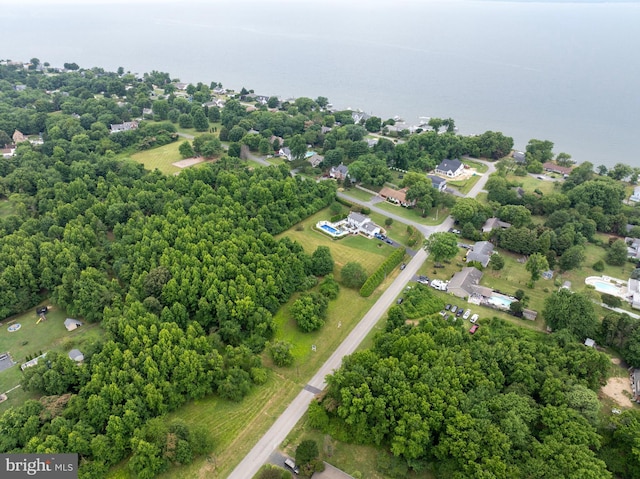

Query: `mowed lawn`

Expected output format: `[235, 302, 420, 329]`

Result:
[129, 142, 184, 175]
[0, 199, 17, 217]
[0, 305, 102, 412]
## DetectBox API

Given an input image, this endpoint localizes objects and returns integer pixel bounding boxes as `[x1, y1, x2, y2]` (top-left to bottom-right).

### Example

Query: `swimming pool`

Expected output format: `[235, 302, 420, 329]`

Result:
[591, 280, 621, 295]
[321, 224, 339, 235]
[487, 294, 513, 309]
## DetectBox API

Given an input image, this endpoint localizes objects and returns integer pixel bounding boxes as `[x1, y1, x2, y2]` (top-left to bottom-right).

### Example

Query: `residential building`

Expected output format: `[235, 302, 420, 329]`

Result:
[307, 154, 324, 168]
[351, 110, 370, 124]
[346, 211, 381, 237]
[513, 151, 526, 164]
[367, 138, 379, 148]
[379, 187, 415, 207]
[435, 158, 464, 178]
[626, 237, 640, 260]
[427, 175, 447, 192]
[329, 164, 349, 180]
[630, 186, 640, 203]
[542, 162, 573, 176]
[629, 278, 640, 310]
[110, 121, 139, 134]
[466, 241, 495, 268]
[278, 147, 292, 161]
[1, 145, 16, 158]
[633, 369, 640, 402]
[12, 130, 27, 144]
[447, 267, 484, 299]
[481, 217, 511, 233]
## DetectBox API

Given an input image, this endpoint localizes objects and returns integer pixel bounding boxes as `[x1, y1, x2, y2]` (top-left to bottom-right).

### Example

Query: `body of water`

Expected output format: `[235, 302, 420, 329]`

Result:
[1, 0, 638, 167]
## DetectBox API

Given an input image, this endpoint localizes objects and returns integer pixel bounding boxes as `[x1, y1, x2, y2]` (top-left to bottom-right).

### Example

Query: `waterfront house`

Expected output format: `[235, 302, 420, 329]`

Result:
[630, 186, 640, 203]
[427, 175, 447, 192]
[435, 158, 464, 178]
[542, 162, 573, 176]
[513, 151, 526, 164]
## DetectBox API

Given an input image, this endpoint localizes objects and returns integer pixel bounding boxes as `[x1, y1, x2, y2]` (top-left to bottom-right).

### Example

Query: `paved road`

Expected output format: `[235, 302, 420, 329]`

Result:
[228, 157, 491, 479]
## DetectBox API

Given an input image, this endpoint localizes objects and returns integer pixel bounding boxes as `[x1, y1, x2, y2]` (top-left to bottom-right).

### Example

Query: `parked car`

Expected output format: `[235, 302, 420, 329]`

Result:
[417, 275, 429, 284]
[450, 305, 458, 313]
[386, 239, 393, 244]
[470, 314, 479, 323]
[469, 324, 479, 334]
[284, 458, 300, 475]
[400, 263, 406, 270]
[396, 297, 404, 304]
[456, 308, 464, 317]
[463, 309, 471, 320]
[445, 303, 451, 311]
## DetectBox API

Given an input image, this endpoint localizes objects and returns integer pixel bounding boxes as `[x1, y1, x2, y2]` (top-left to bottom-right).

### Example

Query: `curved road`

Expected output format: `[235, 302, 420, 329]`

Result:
[228, 157, 494, 479]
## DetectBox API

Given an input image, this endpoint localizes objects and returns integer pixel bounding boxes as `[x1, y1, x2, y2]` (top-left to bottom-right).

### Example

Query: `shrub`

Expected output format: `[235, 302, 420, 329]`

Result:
[296, 440, 319, 467]
[341, 262, 368, 289]
[489, 254, 505, 270]
[269, 340, 294, 367]
[319, 274, 340, 299]
[601, 293, 622, 308]
[360, 248, 406, 297]
[592, 260, 605, 272]
[360, 207, 371, 215]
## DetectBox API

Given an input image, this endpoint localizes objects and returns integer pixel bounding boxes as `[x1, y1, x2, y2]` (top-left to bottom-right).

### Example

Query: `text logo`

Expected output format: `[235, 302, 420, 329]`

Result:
[0, 454, 78, 478]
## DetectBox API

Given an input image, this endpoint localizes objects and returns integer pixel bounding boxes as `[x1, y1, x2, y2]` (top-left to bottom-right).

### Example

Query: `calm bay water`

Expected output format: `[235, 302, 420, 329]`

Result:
[1, 0, 638, 167]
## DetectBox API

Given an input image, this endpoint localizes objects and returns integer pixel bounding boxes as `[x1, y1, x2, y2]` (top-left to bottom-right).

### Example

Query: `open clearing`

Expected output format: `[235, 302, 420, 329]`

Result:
[601, 376, 633, 408]
[130, 141, 184, 175]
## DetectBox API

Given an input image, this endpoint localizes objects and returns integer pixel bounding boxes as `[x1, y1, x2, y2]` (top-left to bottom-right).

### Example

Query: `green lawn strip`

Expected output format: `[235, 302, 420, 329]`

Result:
[340, 187, 374, 203]
[475, 192, 489, 204]
[461, 158, 489, 173]
[371, 201, 449, 226]
[266, 157, 285, 166]
[0, 305, 102, 412]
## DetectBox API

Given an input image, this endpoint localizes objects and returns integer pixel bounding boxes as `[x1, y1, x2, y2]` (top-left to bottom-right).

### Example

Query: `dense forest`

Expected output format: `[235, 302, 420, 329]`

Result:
[314, 300, 639, 478]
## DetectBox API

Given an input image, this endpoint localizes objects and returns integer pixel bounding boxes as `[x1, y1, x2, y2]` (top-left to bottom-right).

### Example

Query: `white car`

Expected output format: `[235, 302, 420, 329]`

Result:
[463, 309, 471, 320]
[470, 314, 479, 323]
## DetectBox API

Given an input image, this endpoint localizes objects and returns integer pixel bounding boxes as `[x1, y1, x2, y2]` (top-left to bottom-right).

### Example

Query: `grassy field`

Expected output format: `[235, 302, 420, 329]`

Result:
[0, 199, 17, 217]
[372, 200, 450, 226]
[0, 305, 102, 412]
[446, 173, 481, 195]
[129, 142, 184, 175]
[462, 158, 489, 173]
[505, 174, 560, 196]
[340, 187, 374, 203]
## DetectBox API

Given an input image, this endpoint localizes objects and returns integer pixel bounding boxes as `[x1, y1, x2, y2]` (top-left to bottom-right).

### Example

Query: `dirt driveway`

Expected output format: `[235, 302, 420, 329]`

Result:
[601, 376, 634, 408]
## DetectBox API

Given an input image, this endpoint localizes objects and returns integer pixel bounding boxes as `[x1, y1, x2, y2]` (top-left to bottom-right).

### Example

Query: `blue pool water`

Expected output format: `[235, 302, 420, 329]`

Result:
[321, 224, 339, 235]
[488, 295, 513, 309]
[592, 281, 620, 295]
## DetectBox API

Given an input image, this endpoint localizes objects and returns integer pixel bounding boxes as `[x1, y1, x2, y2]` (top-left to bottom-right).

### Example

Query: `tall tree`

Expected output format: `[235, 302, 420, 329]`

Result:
[543, 289, 598, 339]
[525, 252, 549, 282]
[424, 232, 459, 262]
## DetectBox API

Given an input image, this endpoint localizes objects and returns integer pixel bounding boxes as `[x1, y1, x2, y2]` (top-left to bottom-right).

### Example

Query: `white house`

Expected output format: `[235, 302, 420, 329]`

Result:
[110, 121, 139, 134]
[630, 186, 640, 203]
[278, 147, 293, 161]
[346, 212, 381, 237]
[435, 158, 464, 178]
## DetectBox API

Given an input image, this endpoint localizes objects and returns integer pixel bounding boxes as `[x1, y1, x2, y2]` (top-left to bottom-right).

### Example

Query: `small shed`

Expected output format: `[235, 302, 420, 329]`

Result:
[68, 349, 84, 362]
[64, 318, 83, 331]
[584, 338, 596, 348]
[522, 309, 538, 321]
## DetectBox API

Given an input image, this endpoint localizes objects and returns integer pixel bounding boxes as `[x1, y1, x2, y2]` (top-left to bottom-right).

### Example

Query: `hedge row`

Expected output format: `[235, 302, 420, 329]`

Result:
[360, 247, 406, 297]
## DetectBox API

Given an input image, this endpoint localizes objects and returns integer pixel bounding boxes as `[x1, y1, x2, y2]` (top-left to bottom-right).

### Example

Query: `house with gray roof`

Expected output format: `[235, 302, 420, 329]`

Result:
[513, 151, 526, 164]
[626, 237, 640, 260]
[630, 186, 640, 203]
[330, 164, 349, 180]
[110, 121, 138, 134]
[447, 267, 484, 299]
[307, 153, 324, 168]
[427, 175, 447, 192]
[482, 217, 511, 233]
[466, 241, 495, 268]
[435, 158, 464, 178]
[346, 211, 380, 238]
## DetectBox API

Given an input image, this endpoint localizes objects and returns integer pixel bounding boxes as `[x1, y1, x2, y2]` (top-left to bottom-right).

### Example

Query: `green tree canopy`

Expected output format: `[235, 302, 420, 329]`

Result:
[424, 232, 459, 262]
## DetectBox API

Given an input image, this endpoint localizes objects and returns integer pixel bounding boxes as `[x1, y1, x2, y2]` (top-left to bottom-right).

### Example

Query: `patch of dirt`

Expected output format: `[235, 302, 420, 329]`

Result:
[173, 157, 204, 168]
[601, 376, 634, 408]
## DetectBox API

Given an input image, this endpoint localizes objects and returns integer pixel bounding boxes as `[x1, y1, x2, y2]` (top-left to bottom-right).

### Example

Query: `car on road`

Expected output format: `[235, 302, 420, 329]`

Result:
[284, 458, 299, 474]
[450, 305, 458, 313]
[470, 314, 479, 323]
[445, 303, 451, 310]
[469, 324, 479, 334]
[400, 263, 406, 270]
[537, 176, 545, 180]
[463, 309, 471, 320]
